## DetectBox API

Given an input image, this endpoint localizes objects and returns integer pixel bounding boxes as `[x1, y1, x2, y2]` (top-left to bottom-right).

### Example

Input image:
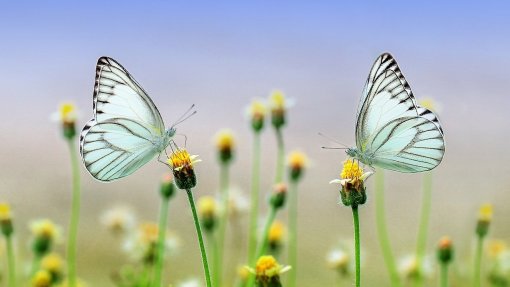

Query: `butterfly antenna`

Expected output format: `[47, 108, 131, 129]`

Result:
[318, 132, 350, 149]
[172, 104, 197, 127]
[321, 146, 348, 150]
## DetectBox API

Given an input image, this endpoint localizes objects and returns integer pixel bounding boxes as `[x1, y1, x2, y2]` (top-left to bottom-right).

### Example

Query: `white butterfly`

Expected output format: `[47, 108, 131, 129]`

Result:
[346, 53, 445, 173]
[80, 57, 177, 182]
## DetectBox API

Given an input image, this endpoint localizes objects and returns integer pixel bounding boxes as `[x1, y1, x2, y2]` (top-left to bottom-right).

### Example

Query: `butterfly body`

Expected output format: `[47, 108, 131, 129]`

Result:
[80, 57, 176, 182]
[349, 53, 445, 173]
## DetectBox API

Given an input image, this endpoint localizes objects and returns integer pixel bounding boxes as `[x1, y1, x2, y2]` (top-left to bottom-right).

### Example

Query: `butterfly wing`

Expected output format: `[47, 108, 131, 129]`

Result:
[355, 53, 445, 173]
[80, 57, 166, 181]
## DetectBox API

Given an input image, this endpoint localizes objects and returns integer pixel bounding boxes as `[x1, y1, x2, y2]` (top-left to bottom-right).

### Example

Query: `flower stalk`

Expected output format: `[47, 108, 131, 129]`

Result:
[414, 172, 433, 287]
[153, 175, 175, 287]
[248, 132, 262, 265]
[375, 170, 401, 287]
[66, 138, 81, 287]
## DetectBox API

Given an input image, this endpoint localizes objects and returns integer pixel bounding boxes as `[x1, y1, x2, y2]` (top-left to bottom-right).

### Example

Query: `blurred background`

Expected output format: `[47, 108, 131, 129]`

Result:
[1, 1, 510, 286]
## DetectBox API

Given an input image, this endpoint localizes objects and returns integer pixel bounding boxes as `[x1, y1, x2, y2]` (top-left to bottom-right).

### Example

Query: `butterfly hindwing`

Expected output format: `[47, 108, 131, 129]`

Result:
[355, 53, 445, 173]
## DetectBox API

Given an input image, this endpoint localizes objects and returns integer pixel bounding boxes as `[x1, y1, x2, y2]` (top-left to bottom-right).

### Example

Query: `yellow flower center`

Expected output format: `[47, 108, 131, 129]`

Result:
[479, 203, 493, 222]
[140, 222, 159, 243]
[59, 103, 77, 123]
[169, 150, 193, 171]
[488, 240, 507, 257]
[41, 253, 63, 273]
[215, 130, 235, 151]
[32, 219, 57, 238]
[270, 90, 286, 109]
[0, 203, 11, 220]
[288, 151, 307, 170]
[255, 255, 280, 277]
[249, 100, 266, 118]
[32, 270, 52, 287]
[418, 97, 438, 112]
[268, 221, 285, 243]
[341, 159, 364, 180]
[198, 196, 217, 217]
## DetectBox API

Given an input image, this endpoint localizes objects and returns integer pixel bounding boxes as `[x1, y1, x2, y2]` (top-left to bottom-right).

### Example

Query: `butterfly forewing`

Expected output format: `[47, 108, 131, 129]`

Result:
[80, 57, 168, 182]
[355, 53, 445, 173]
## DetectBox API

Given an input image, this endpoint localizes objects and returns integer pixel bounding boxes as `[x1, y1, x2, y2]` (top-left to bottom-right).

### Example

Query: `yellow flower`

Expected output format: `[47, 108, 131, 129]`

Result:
[168, 149, 200, 190]
[287, 150, 308, 181]
[418, 97, 441, 113]
[41, 253, 64, 274]
[214, 129, 235, 163]
[252, 255, 291, 283]
[123, 222, 180, 264]
[269, 90, 287, 111]
[100, 206, 136, 235]
[198, 196, 217, 218]
[32, 270, 52, 287]
[341, 159, 363, 180]
[30, 219, 62, 241]
[215, 129, 235, 151]
[51, 102, 78, 124]
[268, 90, 292, 129]
[479, 203, 493, 222]
[246, 99, 267, 132]
[488, 240, 508, 258]
[330, 159, 372, 207]
[0, 202, 11, 221]
[268, 220, 285, 246]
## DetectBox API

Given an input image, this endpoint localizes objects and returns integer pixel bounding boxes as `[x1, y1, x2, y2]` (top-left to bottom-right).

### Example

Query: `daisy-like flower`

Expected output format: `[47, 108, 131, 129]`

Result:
[246, 99, 267, 132]
[247, 255, 291, 287]
[487, 241, 510, 286]
[168, 149, 201, 190]
[100, 206, 136, 236]
[477, 203, 493, 238]
[51, 102, 79, 139]
[29, 219, 63, 256]
[327, 248, 351, 276]
[330, 159, 372, 207]
[32, 270, 52, 287]
[227, 187, 250, 218]
[398, 254, 433, 281]
[198, 196, 218, 232]
[287, 150, 309, 182]
[0, 202, 13, 237]
[214, 129, 236, 164]
[268, 220, 286, 252]
[41, 253, 64, 283]
[123, 222, 180, 265]
[269, 90, 293, 129]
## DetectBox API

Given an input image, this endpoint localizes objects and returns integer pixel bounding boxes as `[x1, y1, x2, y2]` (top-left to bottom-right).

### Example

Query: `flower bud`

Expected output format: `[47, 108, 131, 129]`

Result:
[168, 150, 200, 190]
[437, 236, 454, 264]
[160, 174, 176, 199]
[270, 183, 287, 210]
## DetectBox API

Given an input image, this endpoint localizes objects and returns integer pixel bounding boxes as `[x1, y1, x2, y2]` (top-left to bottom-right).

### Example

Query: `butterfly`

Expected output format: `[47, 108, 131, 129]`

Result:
[346, 53, 445, 173]
[80, 57, 183, 182]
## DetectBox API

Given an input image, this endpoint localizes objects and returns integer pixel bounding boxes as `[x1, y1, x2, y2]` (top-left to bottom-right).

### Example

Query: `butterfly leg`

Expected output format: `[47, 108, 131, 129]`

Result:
[158, 152, 172, 168]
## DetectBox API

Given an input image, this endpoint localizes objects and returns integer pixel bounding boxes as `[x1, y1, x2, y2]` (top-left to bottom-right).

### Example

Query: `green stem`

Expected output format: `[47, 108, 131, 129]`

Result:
[441, 263, 449, 287]
[67, 139, 81, 287]
[352, 206, 361, 287]
[288, 180, 298, 287]
[186, 189, 213, 287]
[415, 172, 433, 287]
[216, 163, 230, 287]
[247, 207, 278, 287]
[248, 133, 262, 265]
[474, 234, 484, 287]
[375, 170, 401, 287]
[211, 232, 220, 287]
[30, 254, 42, 278]
[274, 128, 285, 184]
[6, 235, 16, 287]
[153, 196, 170, 287]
